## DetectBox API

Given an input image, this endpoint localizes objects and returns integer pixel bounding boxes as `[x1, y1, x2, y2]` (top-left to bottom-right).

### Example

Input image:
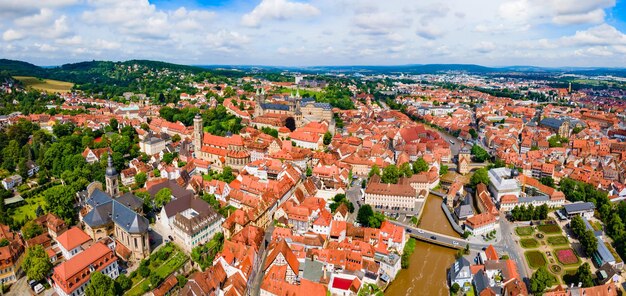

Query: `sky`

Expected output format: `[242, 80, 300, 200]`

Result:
[1, 0, 626, 67]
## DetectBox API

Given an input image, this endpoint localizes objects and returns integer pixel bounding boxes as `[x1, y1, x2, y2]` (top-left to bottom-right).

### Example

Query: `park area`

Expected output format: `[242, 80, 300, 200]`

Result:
[555, 249, 580, 266]
[515, 222, 585, 286]
[126, 243, 188, 296]
[515, 226, 534, 236]
[14, 76, 74, 93]
[525, 251, 547, 268]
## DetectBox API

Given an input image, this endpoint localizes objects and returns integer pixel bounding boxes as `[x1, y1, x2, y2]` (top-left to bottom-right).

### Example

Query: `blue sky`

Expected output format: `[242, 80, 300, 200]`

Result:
[1, 0, 626, 67]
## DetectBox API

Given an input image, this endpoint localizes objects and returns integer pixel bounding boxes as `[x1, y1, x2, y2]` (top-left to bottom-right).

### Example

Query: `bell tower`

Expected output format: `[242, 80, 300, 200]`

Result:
[295, 89, 303, 127]
[193, 114, 203, 152]
[105, 153, 119, 197]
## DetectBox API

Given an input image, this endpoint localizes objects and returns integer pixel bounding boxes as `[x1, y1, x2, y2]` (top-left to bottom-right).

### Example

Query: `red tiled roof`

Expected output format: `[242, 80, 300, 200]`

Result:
[331, 277, 353, 290]
[56, 227, 91, 251]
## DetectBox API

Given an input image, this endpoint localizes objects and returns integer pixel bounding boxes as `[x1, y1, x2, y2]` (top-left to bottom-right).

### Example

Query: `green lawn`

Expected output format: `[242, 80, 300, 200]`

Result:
[520, 238, 539, 249]
[538, 224, 561, 234]
[547, 236, 569, 246]
[525, 251, 547, 269]
[10, 194, 46, 223]
[515, 226, 534, 236]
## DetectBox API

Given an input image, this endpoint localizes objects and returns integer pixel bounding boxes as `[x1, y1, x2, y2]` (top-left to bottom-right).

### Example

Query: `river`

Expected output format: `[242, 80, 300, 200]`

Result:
[385, 194, 460, 296]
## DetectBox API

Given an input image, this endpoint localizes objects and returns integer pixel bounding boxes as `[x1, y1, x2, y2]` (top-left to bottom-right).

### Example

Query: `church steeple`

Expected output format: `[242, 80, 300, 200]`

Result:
[105, 153, 119, 197]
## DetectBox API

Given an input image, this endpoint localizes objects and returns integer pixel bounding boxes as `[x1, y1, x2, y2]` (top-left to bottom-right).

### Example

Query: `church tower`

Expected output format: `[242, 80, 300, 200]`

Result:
[105, 154, 119, 197]
[254, 88, 265, 117]
[294, 89, 303, 127]
[193, 114, 203, 152]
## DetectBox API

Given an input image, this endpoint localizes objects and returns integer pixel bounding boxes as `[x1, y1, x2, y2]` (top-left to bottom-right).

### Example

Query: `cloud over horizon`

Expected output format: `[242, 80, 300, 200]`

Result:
[0, 0, 625, 67]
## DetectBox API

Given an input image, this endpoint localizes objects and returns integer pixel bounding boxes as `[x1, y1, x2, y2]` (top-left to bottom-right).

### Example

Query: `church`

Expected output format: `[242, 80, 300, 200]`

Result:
[253, 88, 333, 130]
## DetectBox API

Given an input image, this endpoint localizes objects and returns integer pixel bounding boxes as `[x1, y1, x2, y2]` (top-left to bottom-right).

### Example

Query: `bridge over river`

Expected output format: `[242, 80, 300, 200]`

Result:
[389, 221, 500, 251]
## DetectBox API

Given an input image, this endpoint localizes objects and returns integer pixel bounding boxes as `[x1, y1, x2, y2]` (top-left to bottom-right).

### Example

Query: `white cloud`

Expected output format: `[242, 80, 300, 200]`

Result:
[14, 8, 55, 27]
[416, 26, 445, 40]
[0, 0, 79, 17]
[560, 24, 626, 46]
[242, 0, 320, 27]
[2, 29, 24, 41]
[205, 30, 250, 52]
[352, 12, 406, 35]
[474, 41, 496, 53]
[552, 8, 605, 25]
[498, 0, 615, 26]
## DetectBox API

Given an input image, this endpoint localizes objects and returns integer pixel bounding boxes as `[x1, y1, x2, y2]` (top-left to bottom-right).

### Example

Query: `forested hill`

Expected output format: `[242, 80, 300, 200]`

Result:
[0, 59, 233, 99]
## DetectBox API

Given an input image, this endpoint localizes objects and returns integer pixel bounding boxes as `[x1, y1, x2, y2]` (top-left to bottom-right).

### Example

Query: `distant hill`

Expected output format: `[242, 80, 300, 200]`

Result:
[0, 59, 48, 77]
[0, 59, 206, 82]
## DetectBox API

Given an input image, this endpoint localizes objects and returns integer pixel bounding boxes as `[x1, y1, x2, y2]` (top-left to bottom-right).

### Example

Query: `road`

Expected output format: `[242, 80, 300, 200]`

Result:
[247, 223, 275, 296]
[391, 218, 529, 281]
[346, 179, 363, 222]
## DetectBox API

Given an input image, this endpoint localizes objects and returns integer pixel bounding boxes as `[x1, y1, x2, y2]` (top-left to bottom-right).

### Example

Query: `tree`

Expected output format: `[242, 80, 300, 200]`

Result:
[323, 132, 332, 145]
[368, 212, 386, 228]
[219, 166, 235, 183]
[450, 283, 460, 294]
[150, 273, 163, 287]
[469, 168, 489, 188]
[115, 274, 133, 294]
[469, 128, 478, 139]
[85, 271, 116, 296]
[400, 162, 413, 178]
[155, 188, 172, 208]
[109, 118, 119, 131]
[576, 263, 594, 288]
[21, 221, 44, 239]
[412, 157, 429, 173]
[17, 158, 28, 179]
[44, 185, 76, 223]
[162, 153, 175, 165]
[530, 267, 555, 294]
[471, 144, 490, 162]
[134, 172, 147, 187]
[22, 245, 52, 281]
[539, 176, 555, 188]
[171, 134, 181, 143]
[368, 165, 380, 178]
[357, 205, 374, 227]
[306, 166, 312, 177]
[138, 264, 150, 278]
[439, 165, 449, 176]
[381, 165, 400, 184]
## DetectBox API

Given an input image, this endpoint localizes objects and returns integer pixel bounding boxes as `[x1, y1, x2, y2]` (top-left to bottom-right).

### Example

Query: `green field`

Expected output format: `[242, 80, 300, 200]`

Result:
[520, 238, 539, 249]
[538, 224, 561, 234]
[525, 251, 547, 269]
[547, 236, 569, 246]
[14, 76, 74, 93]
[10, 194, 46, 223]
[515, 226, 534, 236]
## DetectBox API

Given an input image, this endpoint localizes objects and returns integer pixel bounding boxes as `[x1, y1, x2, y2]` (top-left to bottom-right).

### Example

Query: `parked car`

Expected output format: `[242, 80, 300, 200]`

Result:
[453, 241, 459, 245]
[418, 229, 424, 234]
[168, 235, 174, 241]
[407, 229, 412, 233]
[28, 280, 38, 290]
[430, 236, 437, 240]
[34, 284, 44, 294]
